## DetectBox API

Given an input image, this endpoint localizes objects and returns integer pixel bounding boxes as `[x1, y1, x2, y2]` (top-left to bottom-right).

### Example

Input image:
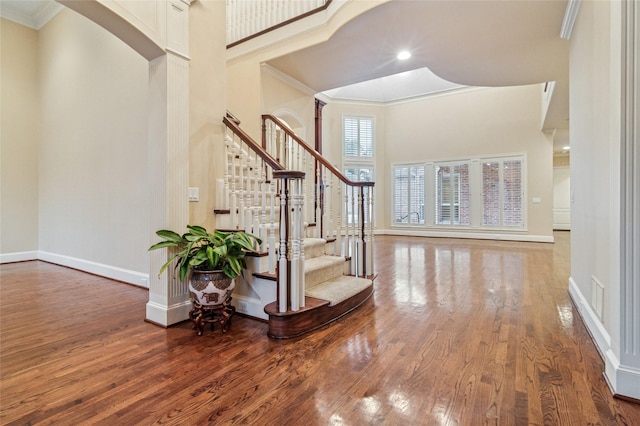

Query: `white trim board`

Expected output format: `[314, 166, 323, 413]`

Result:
[568, 277, 640, 400]
[375, 229, 554, 243]
[0, 251, 39, 263]
[1, 251, 149, 288]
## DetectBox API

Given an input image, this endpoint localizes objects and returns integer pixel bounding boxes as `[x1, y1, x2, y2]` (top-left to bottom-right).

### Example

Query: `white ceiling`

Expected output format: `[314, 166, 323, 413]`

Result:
[322, 67, 465, 103]
[268, 1, 569, 91]
[266, 0, 570, 151]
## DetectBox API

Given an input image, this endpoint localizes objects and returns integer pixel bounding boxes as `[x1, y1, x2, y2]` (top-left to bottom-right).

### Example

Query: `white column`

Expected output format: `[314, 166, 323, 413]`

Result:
[605, 0, 640, 400]
[146, 1, 191, 327]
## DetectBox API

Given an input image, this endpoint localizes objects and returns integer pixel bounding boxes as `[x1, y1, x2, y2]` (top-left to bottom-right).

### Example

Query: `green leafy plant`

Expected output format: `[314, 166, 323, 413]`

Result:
[149, 225, 261, 281]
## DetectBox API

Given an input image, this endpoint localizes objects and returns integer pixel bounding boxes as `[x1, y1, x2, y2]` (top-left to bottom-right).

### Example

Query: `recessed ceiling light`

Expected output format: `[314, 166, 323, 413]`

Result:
[563, 146, 570, 150]
[397, 50, 411, 60]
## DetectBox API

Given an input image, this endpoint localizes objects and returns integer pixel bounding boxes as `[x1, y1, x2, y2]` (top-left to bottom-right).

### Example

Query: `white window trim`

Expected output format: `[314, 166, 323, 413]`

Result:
[391, 154, 527, 233]
[392, 163, 426, 226]
[342, 114, 375, 169]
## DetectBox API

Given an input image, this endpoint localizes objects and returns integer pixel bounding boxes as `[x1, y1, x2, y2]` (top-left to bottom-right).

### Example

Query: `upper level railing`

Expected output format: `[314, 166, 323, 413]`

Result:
[262, 114, 375, 277]
[227, 0, 331, 47]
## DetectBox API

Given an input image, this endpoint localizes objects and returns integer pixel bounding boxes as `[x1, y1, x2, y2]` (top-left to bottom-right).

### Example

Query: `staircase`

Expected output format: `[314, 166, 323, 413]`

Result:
[219, 114, 375, 338]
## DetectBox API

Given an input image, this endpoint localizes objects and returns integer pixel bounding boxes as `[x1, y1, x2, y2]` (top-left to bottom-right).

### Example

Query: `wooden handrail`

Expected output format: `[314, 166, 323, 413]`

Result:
[262, 115, 375, 188]
[224, 116, 284, 172]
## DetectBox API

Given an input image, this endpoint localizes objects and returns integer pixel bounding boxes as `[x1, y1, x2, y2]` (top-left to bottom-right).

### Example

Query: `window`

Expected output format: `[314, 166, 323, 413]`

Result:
[482, 159, 524, 227]
[345, 167, 374, 183]
[344, 116, 374, 158]
[344, 167, 374, 224]
[482, 162, 500, 226]
[393, 165, 425, 224]
[435, 163, 470, 225]
[343, 116, 375, 224]
[392, 155, 525, 230]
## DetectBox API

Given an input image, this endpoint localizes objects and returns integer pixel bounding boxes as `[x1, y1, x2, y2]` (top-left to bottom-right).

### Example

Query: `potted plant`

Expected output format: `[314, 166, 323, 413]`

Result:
[149, 225, 261, 307]
[149, 225, 261, 335]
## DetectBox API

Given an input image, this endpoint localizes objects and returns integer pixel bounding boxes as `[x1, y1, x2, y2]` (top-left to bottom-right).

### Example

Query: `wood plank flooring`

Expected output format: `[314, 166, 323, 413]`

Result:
[1, 232, 639, 425]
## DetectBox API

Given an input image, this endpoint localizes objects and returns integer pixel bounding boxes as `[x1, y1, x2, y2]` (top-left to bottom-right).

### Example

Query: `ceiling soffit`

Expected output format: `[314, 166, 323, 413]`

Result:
[266, 0, 570, 93]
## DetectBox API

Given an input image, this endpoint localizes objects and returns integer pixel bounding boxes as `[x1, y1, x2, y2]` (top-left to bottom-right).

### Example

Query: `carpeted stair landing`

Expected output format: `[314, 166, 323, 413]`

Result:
[264, 237, 374, 338]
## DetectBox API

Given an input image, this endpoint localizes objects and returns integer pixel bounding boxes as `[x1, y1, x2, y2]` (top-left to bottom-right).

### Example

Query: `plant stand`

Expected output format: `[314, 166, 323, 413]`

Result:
[188, 300, 236, 336]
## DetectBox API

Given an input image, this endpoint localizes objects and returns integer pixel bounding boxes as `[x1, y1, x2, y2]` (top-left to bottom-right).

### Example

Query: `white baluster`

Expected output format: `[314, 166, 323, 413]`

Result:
[357, 187, 363, 277]
[278, 179, 288, 312]
[229, 137, 238, 228]
[349, 185, 356, 275]
[366, 186, 374, 276]
[297, 176, 306, 308]
[315, 163, 322, 238]
[260, 161, 268, 251]
[268, 178, 276, 274]
[237, 141, 245, 230]
[224, 134, 232, 210]
[291, 177, 300, 312]
[336, 179, 343, 256]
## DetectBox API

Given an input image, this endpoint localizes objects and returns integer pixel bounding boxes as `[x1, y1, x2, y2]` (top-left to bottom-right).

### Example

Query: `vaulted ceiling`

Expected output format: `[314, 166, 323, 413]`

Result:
[269, 1, 569, 91]
[266, 0, 570, 146]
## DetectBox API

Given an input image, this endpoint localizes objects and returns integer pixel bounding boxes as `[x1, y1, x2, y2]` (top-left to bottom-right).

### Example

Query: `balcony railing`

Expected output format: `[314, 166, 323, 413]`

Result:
[227, 0, 331, 47]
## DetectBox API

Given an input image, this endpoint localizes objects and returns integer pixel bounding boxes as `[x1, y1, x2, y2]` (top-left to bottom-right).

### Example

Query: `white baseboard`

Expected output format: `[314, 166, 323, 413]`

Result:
[568, 277, 640, 400]
[37, 251, 149, 288]
[568, 277, 611, 353]
[0, 251, 39, 263]
[376, 228, 554, 243]
[234, 295, 269, 320]
[145, 300, 192, 327]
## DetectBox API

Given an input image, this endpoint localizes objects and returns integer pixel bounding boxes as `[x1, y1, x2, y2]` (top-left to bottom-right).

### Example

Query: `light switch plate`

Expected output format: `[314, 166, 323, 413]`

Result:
[188, 187, 199, 202]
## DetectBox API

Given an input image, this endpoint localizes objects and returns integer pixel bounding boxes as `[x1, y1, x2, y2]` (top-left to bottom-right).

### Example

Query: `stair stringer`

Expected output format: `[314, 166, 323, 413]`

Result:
[233, 254, 274, 321]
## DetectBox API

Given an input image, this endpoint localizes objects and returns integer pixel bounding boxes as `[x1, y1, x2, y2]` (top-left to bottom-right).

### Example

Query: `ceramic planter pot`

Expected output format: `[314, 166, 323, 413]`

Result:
[188, 270, 235, 307]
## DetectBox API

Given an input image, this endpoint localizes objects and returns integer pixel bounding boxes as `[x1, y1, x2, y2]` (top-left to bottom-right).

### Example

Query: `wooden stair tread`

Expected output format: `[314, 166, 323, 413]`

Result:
[305, 275, 373, 306]
[253, 271, 276, 281]
[263, 296, 329, 316]
[264, 287, 374, 339]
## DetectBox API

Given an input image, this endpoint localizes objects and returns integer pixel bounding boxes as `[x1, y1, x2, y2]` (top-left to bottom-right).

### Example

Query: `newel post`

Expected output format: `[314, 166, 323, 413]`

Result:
[273, 170, 306, 312]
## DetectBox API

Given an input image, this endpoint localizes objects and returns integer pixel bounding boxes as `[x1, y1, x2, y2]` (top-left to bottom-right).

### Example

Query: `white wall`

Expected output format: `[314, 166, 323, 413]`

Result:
[262, 67, 315, 139]
[568, 0, 616, 327]
[568, 0, 640, 400]
[37, 8, 150, 279]
[189, 0, 227, 228]
[322, 85, 554, 241]
[0, 19, 40, 259]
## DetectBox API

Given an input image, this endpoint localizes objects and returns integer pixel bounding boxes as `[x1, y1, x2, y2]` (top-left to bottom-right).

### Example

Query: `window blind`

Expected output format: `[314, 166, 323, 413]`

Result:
[344, 117, 373, 158]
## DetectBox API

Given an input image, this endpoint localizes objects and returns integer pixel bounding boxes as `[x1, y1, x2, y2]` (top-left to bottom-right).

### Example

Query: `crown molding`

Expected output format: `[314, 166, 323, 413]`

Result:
[560, 0, 582, 40]
[261, 63, 317, 96]
[0, 0, 64, 30]
[321, 86, 486, 107]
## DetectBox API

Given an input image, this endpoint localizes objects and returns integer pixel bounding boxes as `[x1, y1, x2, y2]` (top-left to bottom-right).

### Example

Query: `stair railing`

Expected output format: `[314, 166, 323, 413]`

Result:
[262, 114, 375, 277]
[222, 116, 306, 313]
[222, 116, 282, 270]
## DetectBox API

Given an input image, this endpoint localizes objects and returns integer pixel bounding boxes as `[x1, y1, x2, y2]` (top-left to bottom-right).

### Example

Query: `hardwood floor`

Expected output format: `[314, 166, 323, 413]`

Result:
[1, 232, 639, 425]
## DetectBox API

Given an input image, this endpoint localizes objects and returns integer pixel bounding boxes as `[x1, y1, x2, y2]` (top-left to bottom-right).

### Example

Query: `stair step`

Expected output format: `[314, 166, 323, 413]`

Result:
[304, 238, 328, 259]
[305, 275, 373, 306]
[304, 255, 345, 288]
